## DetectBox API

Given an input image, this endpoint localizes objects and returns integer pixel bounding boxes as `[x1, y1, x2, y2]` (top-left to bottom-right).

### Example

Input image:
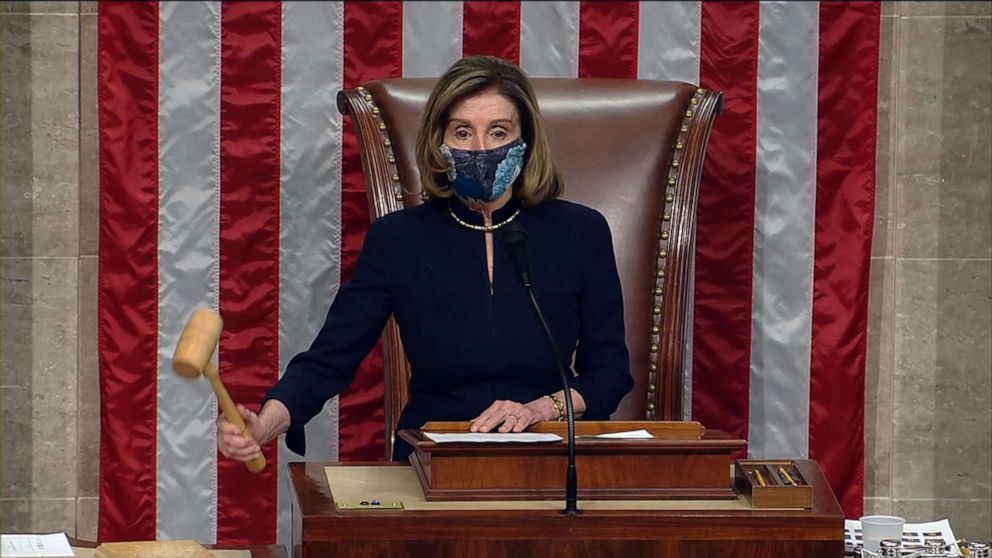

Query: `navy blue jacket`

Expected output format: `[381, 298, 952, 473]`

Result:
[266, 196, 633, 461]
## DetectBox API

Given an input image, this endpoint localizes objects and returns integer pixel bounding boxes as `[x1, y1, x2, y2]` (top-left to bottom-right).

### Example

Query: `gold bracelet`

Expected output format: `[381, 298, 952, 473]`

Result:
[543, 394, 565, 422]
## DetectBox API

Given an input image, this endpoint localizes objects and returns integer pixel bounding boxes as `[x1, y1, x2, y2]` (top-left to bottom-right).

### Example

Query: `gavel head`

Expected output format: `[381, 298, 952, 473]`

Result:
[173, 308, 224, 378]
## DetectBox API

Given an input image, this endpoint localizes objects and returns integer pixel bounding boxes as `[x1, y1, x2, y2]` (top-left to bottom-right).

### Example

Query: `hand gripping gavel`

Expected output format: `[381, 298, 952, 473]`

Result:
[173, 308, 266, 473]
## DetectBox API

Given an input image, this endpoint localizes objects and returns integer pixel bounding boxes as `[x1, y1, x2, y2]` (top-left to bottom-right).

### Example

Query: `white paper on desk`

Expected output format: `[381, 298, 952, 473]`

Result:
[584, 429, 654, 439]
[424, 432, 563, 443]
[1, 533, 75, 557]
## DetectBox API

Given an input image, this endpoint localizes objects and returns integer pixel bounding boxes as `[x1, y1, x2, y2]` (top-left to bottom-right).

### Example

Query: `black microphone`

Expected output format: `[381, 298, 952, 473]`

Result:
[503, 221, 532, 288]
[502, 220, 580, 515]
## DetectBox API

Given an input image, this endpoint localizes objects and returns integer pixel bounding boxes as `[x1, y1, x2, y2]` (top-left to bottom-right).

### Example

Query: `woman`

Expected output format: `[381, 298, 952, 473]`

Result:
[219, 55, 633, 463]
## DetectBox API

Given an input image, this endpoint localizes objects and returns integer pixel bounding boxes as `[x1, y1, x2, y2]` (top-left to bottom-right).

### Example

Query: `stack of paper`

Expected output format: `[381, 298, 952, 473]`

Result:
[424, 432, 563, 443]
[581, 429, 654, 439]
[1, 533, 75, 557]
[423, 430, 656, 443]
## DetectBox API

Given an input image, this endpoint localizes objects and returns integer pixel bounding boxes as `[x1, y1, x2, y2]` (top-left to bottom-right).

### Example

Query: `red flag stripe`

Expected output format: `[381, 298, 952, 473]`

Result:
[462, 1, 521, 63]
[338, 1, 404, 461]
[97, 1, 160, 542]
[217, 2, 282, 544]
[810, 1, 880, 518]
[578, 1, 639, 78]
[691, 1, 760, 449]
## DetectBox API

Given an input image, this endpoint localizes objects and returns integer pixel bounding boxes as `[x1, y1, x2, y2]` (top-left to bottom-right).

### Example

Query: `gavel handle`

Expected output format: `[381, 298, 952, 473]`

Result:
[205, 362, 267, 473]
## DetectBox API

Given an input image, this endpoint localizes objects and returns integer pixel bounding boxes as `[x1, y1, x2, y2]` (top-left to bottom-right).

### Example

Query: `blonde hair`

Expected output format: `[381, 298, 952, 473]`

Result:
[415, 56, 563, 207]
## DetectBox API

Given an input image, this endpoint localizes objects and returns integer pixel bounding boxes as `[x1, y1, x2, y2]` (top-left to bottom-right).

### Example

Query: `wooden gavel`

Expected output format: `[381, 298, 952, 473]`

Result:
[173, 308, 266, 473]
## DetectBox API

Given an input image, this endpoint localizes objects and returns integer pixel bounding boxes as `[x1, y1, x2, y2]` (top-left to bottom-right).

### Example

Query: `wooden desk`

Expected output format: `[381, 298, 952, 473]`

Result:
[69, 538, 287, 558]
[290, 460, 844, 558]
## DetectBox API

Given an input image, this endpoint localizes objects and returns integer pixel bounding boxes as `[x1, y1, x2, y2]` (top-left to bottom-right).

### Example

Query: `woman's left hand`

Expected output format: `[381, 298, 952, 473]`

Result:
[470, 398, 557, 433]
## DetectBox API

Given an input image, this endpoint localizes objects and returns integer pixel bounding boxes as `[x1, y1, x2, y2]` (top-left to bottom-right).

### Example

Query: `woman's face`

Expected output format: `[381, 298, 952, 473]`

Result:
[443, 88, 521, 151]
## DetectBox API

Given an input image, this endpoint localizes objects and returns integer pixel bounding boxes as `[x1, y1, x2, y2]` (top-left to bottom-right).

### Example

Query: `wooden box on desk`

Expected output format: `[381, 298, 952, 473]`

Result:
[735, 459, 814, 509]
[397, 421, 747, 501]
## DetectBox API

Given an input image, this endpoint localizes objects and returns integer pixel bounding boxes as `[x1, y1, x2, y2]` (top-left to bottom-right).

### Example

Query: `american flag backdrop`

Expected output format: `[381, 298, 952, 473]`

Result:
[97, 0, 880, 546]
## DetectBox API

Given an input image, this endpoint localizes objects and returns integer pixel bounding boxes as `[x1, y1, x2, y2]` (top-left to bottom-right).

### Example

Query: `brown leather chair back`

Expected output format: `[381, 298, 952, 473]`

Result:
[337, 79, 722, 459]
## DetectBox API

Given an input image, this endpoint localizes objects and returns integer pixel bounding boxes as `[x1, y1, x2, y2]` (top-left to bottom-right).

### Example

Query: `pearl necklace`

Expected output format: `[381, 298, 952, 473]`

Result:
[447, 205, 521, 232]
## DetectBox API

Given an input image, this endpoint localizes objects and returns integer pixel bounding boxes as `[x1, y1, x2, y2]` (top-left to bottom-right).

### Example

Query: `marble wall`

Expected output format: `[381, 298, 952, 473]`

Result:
[1, 0, 989, 544]
[866, 0, 992, 542]
[1, 0, 92, 538]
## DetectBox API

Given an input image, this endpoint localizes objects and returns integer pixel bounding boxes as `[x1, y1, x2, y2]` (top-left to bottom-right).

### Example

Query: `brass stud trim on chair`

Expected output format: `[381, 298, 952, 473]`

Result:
[649, 88, 709, 419]
[356, 87, 406, 203]
[647, 85, 688, 412]
[647, 383, 656, 393]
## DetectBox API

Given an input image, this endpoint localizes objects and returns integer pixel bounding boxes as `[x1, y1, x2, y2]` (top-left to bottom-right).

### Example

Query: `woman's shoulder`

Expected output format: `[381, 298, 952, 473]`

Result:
[531, 199, 610, 230]
[368, 200, 443, 235]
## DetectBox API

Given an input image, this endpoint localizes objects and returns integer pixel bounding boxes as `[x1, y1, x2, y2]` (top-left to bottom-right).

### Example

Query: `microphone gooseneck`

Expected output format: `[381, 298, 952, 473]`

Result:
[502, 221, 532, 288]
[502, 221, 580, 515]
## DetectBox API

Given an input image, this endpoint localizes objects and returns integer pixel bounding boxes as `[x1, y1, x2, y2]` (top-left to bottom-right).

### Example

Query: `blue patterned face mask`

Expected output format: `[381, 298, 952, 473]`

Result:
[440, 138, 527, 203]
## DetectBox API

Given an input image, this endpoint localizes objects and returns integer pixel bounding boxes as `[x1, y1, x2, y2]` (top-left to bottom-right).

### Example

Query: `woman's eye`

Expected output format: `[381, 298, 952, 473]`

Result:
[454, 129, 470, 140]
[491, 129, 507, 139]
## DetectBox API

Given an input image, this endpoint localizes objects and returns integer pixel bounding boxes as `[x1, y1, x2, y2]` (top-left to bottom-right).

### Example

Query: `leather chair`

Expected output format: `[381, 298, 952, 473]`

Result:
[337, 79, 722, 459]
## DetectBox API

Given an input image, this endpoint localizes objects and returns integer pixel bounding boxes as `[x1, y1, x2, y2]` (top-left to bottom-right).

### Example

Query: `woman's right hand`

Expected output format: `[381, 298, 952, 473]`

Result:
[217, 399, 290, 463]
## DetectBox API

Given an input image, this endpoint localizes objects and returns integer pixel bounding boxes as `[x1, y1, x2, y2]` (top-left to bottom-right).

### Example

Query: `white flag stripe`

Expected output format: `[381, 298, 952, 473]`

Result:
[749, 1, 819, 459]
[634, 1, 702, 419]
[682, 254, 698, 422]
[521, 1, 580, 78]
[403, 1, 463, 78]
[637, 1, 701, 84]
[156, 0, 221, 542]
[279, 0, 345, 547]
